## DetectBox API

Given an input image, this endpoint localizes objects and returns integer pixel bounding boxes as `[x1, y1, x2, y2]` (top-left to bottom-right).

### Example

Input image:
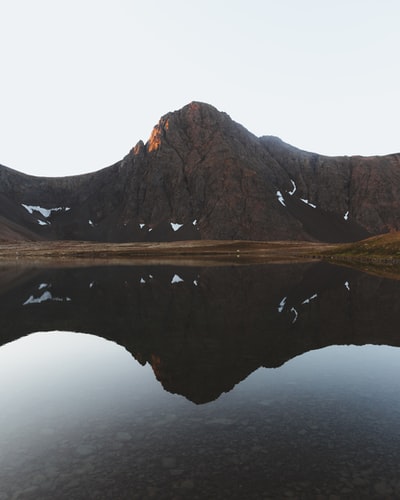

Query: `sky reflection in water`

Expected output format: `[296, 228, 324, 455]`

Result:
[1, 332, 400, 499]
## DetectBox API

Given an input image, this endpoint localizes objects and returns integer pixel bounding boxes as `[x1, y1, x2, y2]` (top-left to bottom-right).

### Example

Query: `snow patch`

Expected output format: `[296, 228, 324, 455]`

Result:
[23, 291, 52, 305]
[276, 191, 286, 207]
[22, 204, 51, 217]
[344, 211, 349, 221]
[38, 283, 48, 290]
[139, 224, 145, 229]
[278, 296, 287, 313]
[300, 198, 316, 209]
[301, 293, 318, 305]
[171, 223, 183, 232]
[23, 291, 71, 306]
[88, 220, 94, 227]
[22, 204, 70, 218]
[288, 180, 297, 195]
[344, 281, 350, 291]
[193, 280, 198, 286]
[37, 219, 50, 226]
[290, 307, 298, 324]
[89, 281, 95, 289]
[192, 219, 197, 226]
[140, 278, 146, 284]
[171, 274, 184, 284]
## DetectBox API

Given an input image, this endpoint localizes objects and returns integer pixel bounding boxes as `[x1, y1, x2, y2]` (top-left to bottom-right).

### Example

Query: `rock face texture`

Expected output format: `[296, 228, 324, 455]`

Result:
[1, 101, 400, 242]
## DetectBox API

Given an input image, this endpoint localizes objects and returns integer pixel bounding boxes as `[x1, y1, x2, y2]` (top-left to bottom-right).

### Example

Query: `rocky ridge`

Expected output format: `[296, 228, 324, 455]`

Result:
[1, 102, 399, 243]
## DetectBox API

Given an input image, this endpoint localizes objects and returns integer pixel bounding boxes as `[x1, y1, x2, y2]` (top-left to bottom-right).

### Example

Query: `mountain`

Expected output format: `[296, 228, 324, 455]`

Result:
[0, 261, 399, 404]
[1, 101, 400, 243]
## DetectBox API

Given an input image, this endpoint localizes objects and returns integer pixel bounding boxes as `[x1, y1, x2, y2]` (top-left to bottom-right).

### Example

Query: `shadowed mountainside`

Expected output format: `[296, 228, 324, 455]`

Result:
[1, 102, 399, 243]
[0, 262, 399, 404]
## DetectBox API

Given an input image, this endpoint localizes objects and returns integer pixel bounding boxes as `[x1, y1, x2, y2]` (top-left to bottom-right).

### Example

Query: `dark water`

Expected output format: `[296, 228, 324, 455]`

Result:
[1, 261, 400, 499]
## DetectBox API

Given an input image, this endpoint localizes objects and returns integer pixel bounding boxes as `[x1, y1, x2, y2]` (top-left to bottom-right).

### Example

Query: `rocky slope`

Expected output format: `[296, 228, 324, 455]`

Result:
[1, 102, 399, 242]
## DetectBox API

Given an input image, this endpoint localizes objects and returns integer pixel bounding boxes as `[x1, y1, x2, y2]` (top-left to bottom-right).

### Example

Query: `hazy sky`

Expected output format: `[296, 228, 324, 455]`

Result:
[1, 0, 399, 177]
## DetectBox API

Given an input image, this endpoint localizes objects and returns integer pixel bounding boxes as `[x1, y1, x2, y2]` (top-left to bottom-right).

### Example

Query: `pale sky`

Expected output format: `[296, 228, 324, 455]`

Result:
[0, 0, 399, 177]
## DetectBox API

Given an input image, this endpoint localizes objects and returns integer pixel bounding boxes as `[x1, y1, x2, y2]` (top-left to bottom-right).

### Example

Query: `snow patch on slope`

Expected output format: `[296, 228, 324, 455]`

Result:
[290, 307, 298, 324]
[171, 274, 184, 284]
[171, 223, 183, 232]
[300, 198, 316, 209]
[22, 204, 70, 218]
[276, 191, 286, 207]
[301, 293, 318, 305]
[278, 296, 287, 313]
[23, 291, 72, 305]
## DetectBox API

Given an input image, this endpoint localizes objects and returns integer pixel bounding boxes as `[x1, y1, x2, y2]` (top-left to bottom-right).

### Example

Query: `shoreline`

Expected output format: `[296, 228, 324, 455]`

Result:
[1, 240, 400, 278]
[0, 240, 333, 265]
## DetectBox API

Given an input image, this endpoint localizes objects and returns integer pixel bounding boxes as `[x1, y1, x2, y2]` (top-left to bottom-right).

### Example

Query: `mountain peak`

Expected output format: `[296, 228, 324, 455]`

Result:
[178, 101, 223, 118]
[145, 101, 237, 154]
[163, 101, 222, 120]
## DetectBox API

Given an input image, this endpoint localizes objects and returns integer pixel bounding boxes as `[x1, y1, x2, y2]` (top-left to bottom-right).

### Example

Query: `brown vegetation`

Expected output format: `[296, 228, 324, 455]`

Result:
[3, 231, 400, 277]
[323, 231, 400, 260]
[0, 239, 334, 266]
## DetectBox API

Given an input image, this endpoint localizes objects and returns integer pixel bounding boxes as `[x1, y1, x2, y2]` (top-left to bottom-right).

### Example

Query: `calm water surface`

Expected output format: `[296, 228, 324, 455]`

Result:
[0, 262, 400, 499]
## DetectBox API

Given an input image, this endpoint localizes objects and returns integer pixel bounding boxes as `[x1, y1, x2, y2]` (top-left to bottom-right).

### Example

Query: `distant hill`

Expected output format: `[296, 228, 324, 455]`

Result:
[325, 231, 400, 259]
[1, 102, 400, 243]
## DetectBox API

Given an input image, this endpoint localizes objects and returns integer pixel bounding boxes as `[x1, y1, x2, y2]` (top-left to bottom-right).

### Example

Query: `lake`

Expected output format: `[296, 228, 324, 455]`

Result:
[0, 261, 400, 499]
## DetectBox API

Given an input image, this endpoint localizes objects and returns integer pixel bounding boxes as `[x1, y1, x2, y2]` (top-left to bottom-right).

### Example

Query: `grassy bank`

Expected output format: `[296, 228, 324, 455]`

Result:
[0, 239, 332, 265]
[322, 232, 400, 261]
[2, 233, 400, 271]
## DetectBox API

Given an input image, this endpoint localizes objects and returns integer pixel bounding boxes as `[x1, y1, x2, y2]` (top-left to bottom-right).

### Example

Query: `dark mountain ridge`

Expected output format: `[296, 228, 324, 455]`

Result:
[0, 261, 399, 404]
[1, 101, 399, 243]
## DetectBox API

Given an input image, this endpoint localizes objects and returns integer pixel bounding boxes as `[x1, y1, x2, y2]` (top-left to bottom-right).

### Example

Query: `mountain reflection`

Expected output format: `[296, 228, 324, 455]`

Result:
[0, 261, 398, 404]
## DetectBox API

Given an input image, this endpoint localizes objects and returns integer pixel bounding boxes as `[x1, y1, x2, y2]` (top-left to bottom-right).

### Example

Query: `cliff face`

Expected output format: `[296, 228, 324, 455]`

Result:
[1, 101, 399, 242]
